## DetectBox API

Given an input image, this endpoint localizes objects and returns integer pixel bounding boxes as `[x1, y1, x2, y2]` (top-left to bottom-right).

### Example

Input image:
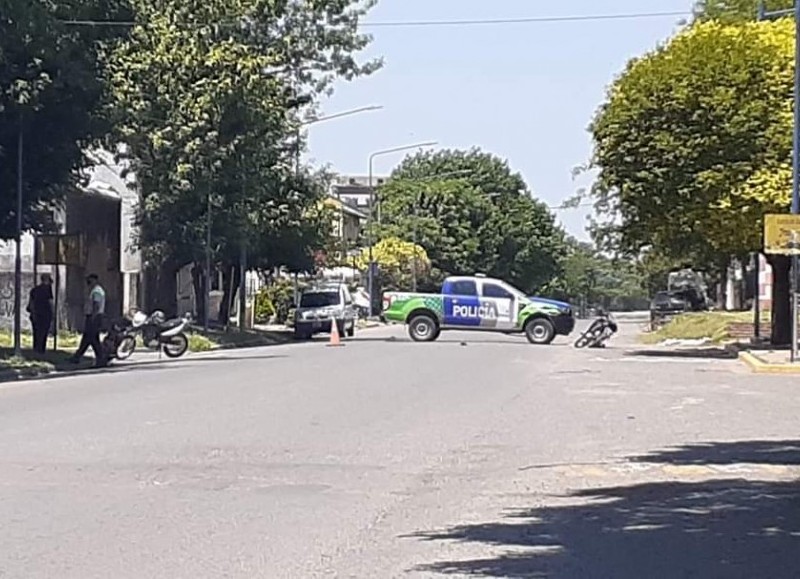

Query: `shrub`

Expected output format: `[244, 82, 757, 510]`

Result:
[254, 290, 276, 324]
[256, 278, 296, 324]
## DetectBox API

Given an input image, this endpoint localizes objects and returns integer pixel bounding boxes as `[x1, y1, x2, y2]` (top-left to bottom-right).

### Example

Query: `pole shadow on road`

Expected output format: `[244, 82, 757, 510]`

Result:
[407, 439, 800, 578]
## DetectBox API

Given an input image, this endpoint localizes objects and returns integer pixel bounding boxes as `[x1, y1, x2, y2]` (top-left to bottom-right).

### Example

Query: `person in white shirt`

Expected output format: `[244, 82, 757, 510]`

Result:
[70, 273, 107, 367]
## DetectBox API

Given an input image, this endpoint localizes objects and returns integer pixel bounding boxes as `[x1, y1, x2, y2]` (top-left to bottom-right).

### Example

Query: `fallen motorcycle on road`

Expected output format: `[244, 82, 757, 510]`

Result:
[574, 310, 618, 349]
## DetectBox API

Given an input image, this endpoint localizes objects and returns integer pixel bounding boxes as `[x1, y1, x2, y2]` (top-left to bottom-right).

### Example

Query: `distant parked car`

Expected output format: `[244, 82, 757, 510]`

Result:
[293, 283, 357, 340]
[650, 291, 690, 330]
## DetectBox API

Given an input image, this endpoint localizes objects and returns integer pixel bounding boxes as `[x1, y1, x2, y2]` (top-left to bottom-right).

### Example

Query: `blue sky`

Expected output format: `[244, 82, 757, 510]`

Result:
[305, 0, 695, 240]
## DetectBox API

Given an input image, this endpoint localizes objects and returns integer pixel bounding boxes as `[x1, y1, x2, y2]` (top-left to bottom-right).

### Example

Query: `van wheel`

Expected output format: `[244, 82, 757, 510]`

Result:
[525, 318, 555, 345]
[408, 315, 439, 342]
[346, 323, 355, 338]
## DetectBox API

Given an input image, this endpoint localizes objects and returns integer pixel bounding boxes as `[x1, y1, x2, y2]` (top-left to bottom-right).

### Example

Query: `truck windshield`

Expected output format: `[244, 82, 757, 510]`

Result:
[300, 291, 340, 308]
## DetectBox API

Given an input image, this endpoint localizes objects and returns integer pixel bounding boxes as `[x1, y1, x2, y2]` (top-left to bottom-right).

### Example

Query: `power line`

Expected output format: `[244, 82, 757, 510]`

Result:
[363, 11, 692, 28]
[59, 10, 692, 29]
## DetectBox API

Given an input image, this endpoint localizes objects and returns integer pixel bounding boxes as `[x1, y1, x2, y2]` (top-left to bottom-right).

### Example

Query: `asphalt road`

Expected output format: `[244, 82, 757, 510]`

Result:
[2, 319, 800, 578]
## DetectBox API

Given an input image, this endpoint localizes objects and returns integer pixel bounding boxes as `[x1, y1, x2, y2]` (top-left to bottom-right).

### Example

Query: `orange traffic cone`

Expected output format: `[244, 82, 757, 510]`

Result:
[327, 317, 345, 347]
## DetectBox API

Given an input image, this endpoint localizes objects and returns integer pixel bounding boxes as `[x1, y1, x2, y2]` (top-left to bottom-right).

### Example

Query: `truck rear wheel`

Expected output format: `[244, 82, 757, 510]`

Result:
[408, 315, 439, 342]
[525, 317, 555, 345]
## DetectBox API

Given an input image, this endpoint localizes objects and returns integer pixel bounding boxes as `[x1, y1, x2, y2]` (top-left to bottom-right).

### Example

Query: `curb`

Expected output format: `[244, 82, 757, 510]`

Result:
[206, 335, 294, 351]
[738, 351, 800, 374]
[0, 367, 56, 385]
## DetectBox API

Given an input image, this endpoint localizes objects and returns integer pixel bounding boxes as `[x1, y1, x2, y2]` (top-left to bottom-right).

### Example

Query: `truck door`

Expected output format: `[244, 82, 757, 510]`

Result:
[480, 281, 516, 330]
[443, 280, 481, 327]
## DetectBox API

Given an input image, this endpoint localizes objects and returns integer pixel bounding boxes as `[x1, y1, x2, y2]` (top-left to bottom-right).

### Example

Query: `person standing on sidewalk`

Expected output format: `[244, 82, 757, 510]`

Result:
[70, 274, 107, 367]
[27, 273, 53, 354]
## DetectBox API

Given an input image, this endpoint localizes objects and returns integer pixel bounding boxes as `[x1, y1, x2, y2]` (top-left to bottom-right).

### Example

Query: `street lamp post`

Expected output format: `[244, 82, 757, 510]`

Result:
[366, 141, 438, 316]
[204, 188, 212, 332]
[758, 1, 800, 361]
[13, 115, 23, 357]
[299, 105, 383, 262]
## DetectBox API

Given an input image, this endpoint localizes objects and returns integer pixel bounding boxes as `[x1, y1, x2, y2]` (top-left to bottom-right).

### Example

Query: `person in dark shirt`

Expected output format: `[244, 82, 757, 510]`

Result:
[27, 273, 54, 354]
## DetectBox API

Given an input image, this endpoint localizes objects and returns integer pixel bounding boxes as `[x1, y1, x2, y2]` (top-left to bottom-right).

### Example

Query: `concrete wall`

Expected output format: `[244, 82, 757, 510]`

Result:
[85, 148, 141, 315]
[0, 236, 64, 332]
[0, 236, 32, 330]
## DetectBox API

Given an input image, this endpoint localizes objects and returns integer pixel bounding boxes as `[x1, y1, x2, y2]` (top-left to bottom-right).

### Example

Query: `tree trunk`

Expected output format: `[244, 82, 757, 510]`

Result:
[144, 261, 178, 316]
[218, 264, 241, 325]
[768, 255, 791, 346]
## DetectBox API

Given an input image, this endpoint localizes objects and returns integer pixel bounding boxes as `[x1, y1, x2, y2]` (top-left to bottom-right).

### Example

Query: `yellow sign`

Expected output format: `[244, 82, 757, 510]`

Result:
[764, 214, 800, 255]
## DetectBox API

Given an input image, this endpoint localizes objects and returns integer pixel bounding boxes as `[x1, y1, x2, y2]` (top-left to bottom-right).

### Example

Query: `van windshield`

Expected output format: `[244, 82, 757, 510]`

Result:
[300, 291, 340, 308]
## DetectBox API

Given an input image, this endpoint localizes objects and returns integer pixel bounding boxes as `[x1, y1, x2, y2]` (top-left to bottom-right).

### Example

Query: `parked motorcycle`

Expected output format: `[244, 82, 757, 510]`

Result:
[114, 310, 192, 360]
[574, 310, 618, 349]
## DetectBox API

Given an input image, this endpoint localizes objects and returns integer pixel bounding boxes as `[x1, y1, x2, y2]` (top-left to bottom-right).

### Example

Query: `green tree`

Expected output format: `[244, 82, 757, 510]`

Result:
[377, 178, 495, 280]
[547, 238, 648, 310]
[380, 148, 566, 293]
[107, 0, 377, 318]
[0, 0, 129, 238]
[589, 19, 794, 342]
[694, 0, 793, 22]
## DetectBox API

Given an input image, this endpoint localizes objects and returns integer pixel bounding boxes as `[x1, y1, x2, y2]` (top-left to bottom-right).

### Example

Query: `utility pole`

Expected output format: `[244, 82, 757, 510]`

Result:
[758, 1, 800, 361]
[412, 191, 419, 292]
[205, 189, 212, 332]
[13, 115, 23, 357]
[239, 243, 247, 331]
[239, 162, 247, 332]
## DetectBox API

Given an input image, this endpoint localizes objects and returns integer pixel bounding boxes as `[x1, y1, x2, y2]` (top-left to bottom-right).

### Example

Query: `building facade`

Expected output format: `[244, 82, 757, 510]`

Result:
[331, 174, 388, 216]
[0, 147, 142, 332]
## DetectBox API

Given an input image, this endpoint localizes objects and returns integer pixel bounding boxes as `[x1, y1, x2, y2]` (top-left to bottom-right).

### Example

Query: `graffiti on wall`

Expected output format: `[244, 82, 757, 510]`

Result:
[0, 273, 34, 331]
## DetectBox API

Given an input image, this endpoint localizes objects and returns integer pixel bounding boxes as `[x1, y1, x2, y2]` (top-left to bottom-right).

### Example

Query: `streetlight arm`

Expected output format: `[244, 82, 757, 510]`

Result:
[368, 141, 438, 167]
[301, 105, 383, 127]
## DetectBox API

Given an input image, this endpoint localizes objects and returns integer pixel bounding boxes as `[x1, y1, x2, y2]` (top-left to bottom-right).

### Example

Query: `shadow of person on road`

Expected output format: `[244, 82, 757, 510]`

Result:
[408, 440, 800, 578]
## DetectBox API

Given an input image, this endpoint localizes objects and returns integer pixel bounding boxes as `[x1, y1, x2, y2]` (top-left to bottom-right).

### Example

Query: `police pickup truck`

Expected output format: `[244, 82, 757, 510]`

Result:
[381, 274, 575, 344]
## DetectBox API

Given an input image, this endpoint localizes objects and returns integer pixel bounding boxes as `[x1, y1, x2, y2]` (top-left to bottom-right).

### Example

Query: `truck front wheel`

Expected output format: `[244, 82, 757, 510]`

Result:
[525, 317, 555, 345]
[408, 315, 439, 342]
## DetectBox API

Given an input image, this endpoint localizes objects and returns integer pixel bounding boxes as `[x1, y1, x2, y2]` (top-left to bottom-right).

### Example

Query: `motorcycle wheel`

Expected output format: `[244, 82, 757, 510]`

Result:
[116, 335, 137, 360]
[163, 333, 189, 358]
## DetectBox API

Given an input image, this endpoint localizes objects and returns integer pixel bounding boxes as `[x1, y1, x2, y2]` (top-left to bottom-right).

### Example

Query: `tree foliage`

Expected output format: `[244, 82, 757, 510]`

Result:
[356, 237, 432, 291]
[0, 0, 129, 238]
[106, 0, 377, 317]
[547, 238, 648, 310]
[694, 0, 793, 22]
[592, 20, 793, 260]
[379, 148, 566, 293]
[590, 19, 794, 341]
